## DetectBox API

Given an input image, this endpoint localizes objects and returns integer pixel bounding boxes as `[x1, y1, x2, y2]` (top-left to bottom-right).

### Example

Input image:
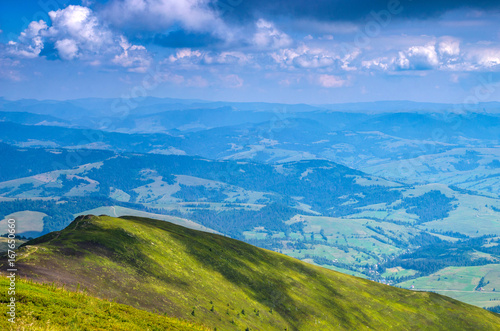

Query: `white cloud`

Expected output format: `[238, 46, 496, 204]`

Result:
[47, 5, 112, 51]
[168, 48, 202, 63]
[6, 5, 151, 72]
[318, 74, 346, 88]
[55, 39, 78, 60]
[103, 0, 229, 38]
[112, 37, 151, 73]
[396, 44, 439, 70]
[8, 20, 48, 58]
[466, 48, 500, 69]
[294, 51, 335, 68]
[167, 48, 251, 69]
[438, 37, 460, 57]
[253, 19, 293, 49]
[362, 57, 393, 71]
[271, 45, 342, 69]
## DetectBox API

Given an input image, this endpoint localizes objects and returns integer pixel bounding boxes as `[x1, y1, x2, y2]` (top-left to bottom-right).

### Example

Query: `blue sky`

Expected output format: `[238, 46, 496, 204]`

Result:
[1, 0, 500, 104]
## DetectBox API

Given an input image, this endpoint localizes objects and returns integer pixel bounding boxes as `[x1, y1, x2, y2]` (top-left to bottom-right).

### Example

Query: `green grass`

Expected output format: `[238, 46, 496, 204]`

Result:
[0, 278, 207, 330]
[283, 215, 416, 266]
[398, 264, 500, 308]
[4, 215, 500, 330]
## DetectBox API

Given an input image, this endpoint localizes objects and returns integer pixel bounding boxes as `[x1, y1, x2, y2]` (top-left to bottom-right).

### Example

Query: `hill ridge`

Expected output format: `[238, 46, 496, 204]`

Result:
[4, 215, 500, 330]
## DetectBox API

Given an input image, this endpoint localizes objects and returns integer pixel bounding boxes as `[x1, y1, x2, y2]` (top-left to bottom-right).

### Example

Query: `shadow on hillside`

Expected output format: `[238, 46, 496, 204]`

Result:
[125, 216, 372, 330]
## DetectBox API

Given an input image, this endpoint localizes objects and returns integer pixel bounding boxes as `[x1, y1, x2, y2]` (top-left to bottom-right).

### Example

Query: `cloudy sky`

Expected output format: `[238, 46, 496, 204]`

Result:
[1, 0, 500, 103]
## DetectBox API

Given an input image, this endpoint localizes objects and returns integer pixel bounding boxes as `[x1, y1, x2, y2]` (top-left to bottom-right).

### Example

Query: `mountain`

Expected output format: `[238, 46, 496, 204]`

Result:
[1, 97, 500, 311]
[320, 100, 500, 113]
[0, 111, 70, 127]
[7, 215, 500, 330]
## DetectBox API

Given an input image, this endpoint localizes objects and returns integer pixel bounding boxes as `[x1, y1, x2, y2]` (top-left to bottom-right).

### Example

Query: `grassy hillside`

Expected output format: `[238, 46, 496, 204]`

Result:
[3, 215, 499, 330]
[0, 278, 207, 331]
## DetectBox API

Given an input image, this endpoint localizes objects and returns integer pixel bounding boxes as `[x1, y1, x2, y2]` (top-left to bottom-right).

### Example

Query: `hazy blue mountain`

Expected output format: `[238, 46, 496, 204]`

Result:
[320, 100, 500, 113]
[0, 111, 70, 126]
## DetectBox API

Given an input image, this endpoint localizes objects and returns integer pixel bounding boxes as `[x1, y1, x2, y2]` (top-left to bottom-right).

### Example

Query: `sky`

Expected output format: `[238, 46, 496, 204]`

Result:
[1, 0, 500, 104]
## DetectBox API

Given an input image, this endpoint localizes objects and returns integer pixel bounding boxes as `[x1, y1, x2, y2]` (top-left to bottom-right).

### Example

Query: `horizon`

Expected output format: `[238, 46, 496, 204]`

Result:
[2, 95, 500, 107]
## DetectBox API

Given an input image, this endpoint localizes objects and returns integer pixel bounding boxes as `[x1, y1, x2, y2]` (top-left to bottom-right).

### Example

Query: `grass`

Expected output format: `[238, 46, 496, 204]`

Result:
[398, 264, 500, 308]
[282, 215, 415, 266]
[3, 215, 500, 330]
[0, 278, 208, 330]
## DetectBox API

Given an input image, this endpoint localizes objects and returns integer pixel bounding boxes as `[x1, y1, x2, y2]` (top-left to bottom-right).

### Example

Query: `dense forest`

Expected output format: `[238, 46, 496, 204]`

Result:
[399, 190, 456, 223]
[381, 236, 499, 276]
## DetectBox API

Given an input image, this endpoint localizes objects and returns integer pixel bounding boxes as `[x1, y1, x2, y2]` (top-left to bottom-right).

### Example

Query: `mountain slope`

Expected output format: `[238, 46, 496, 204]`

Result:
[7, 215, 500, 330]
[0, 278, 207, 331]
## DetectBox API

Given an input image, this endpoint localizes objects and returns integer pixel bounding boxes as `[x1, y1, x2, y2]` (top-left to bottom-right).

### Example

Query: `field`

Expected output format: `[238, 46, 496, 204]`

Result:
[398, 264, 500, 308]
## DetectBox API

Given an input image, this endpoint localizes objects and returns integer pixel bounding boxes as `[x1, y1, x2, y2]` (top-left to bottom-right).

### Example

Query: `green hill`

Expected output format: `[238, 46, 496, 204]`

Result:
[4, 215, 500, 330]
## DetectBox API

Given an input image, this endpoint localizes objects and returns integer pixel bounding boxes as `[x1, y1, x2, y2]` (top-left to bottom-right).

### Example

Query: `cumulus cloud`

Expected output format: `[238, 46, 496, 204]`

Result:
[55, 39, 79, 60]
[362, 40, 457, 72]
[294, 51, 336, 68]
[438, 37, 460, 57]
[361, 57, 393, 70]
[47, 5, 112, 52]
[271, 45, 340, 69]
[253, 19, 292, 49]
[112, 37, 151, 73]
[168, 48, 203, 63]
[166, 48, 251, 68]
[8, 20, 48, 58]
[466, 48, 500, 69]
[6, 5, 151, 71]
[396, 44, 439, 70]
[361, 36, 500, 73]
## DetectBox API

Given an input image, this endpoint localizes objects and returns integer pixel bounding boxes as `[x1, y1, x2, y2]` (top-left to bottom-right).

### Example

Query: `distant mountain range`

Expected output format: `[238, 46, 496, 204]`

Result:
[1, 97, 500, 312]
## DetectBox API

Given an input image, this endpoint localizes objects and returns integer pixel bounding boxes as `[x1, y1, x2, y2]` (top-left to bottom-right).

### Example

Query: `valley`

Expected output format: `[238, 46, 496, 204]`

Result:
[1, 98, 500, 316]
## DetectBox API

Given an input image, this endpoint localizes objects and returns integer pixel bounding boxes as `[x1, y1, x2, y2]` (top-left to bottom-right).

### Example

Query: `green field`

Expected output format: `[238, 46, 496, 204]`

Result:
[398, 264, 500, 308]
